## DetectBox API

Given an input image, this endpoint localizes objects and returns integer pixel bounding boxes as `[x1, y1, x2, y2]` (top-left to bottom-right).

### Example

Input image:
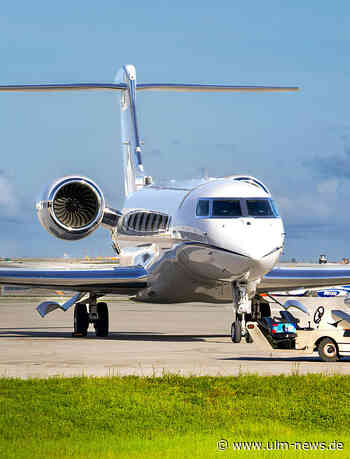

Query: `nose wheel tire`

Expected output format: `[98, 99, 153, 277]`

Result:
[317, 338, 339, 362]
[94, 302, 109, 337]
[260, 302, 271, 319]
[231, 319, 242, 343]
[245, 333, 253, 343]
[73, 303, 89, 337]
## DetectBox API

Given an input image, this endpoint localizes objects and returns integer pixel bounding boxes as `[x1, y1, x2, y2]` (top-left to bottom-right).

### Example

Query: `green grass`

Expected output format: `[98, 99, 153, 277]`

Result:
[0, 374, 349, 458]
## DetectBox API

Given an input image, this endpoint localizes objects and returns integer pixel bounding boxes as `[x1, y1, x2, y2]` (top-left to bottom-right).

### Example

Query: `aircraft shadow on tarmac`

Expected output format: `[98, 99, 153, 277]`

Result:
[0, 328, 228, 342]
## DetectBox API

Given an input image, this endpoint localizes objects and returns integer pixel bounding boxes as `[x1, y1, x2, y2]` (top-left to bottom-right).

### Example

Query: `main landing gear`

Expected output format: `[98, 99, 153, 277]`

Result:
[230, 282, 270, 344]
[73, 294, 109, 337]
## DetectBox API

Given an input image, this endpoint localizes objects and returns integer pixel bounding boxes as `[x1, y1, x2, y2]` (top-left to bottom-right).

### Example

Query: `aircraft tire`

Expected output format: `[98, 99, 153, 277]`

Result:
[245, 332, 253, 343]
[74, 303, 89, 337]
[94, 302, 109, 337]
[231, 320, 242, 343]
[317, 338, 339, 362]
[260, 302, 271, 318]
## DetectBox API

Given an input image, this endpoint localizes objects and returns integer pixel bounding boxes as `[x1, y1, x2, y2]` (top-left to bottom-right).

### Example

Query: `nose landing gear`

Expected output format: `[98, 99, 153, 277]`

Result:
[230, 282, 250, 344]
[231, 282, 270, 344]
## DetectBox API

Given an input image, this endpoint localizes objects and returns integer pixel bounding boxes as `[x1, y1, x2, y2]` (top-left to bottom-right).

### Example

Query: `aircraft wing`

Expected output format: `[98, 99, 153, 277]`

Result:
[260, 266, 350, 293]
[0, 265, 149, 295]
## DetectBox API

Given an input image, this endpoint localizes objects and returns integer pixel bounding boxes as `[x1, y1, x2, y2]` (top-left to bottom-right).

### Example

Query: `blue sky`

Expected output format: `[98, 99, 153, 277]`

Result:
[0, 1, 350, 260]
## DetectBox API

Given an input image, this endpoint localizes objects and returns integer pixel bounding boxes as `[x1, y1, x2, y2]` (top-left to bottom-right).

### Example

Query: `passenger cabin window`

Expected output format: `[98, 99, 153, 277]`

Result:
[212, 200, 242, 217]
[246, 199, 274, 217]
[196, 200, 209, 217]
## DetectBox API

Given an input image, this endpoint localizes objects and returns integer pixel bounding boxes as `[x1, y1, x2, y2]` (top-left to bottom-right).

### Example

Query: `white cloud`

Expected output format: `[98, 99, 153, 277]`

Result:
[278, 195, 332, 223]
[317, 178, 339, 194]
[276, 179, 343, 225]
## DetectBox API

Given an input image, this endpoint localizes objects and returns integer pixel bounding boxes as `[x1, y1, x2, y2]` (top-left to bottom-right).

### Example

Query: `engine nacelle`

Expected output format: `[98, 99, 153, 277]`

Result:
[36, 176, 106, 241]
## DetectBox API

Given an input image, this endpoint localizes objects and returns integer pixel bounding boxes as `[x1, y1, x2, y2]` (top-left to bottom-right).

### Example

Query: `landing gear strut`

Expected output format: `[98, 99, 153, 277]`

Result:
[72, 294, 109, 337]
[231, 282, 271, 344]
[230, 282, 250, 344]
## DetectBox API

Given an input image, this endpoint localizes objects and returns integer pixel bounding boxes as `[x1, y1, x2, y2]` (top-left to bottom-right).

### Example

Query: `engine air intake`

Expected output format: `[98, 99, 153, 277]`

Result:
[37, 176, 106, 241]
[53, 182, 99, 228]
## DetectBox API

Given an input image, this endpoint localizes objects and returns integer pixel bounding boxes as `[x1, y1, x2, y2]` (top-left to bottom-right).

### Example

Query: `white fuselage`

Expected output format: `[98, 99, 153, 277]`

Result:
[118, 177, 284, 302]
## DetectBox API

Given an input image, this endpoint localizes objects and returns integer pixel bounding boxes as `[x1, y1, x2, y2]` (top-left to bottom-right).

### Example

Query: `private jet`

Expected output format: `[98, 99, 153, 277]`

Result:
[1, 64, 350, 343]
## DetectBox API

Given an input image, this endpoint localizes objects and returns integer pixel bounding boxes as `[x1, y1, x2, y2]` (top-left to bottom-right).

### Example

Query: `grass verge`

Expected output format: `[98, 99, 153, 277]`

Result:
[0, 374, 349, 458]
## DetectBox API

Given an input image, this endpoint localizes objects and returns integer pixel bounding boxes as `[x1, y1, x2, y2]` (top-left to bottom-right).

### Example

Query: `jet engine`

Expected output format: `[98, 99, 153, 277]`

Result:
[36, 176, 119, 241]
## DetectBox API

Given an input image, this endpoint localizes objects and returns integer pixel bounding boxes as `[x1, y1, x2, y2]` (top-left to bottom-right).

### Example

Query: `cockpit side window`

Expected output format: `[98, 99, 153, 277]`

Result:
[246, 199, 274, 217]
[212, 200, 242, 217]
[196, 199, 210, 217]
[269, 199, 280, 217]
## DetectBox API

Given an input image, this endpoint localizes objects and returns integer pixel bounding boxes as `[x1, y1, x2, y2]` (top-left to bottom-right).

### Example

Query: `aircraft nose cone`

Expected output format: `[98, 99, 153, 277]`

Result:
[213, 219, 283, 260]
[242, 245, 280, 261]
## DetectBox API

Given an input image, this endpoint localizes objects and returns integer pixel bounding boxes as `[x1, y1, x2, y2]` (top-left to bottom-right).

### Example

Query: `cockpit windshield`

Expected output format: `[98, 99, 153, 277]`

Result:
[212, 200, 242, 217]
[196, 198, 280, 218]
[246, 199, 274, 217]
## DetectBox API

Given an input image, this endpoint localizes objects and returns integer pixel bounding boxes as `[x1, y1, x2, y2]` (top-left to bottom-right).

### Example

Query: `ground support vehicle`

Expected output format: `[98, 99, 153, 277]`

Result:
[245, 301, 350, 362]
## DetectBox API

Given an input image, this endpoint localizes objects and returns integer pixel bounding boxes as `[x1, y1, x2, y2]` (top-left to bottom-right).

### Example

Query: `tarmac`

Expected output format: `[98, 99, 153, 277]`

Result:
[1, 295, 350, 378]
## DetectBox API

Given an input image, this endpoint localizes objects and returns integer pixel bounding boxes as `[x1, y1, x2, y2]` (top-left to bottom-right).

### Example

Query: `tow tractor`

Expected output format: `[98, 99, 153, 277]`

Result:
[244, 298, 350, 362]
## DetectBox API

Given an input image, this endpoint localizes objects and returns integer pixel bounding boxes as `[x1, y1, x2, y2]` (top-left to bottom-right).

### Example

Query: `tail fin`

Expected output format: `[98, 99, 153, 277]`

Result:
[115, 65, 145, 197]
[114, 67, 299, 197]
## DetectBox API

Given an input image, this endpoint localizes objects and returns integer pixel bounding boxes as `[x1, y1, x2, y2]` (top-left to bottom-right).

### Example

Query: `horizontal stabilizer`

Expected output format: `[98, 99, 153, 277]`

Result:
[0, 83, 299, 94]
